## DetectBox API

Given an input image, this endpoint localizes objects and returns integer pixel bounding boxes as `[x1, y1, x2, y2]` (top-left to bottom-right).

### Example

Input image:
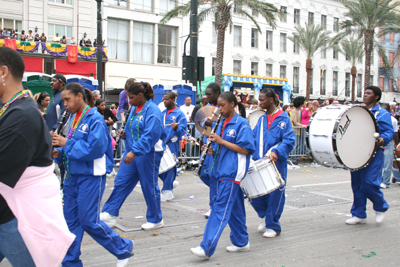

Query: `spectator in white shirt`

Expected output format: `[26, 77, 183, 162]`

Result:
[180, 96, 195, 122]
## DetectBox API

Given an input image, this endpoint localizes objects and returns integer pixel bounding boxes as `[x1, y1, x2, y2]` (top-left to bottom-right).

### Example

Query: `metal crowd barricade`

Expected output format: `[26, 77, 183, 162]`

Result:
[111, 121, 124, 162]
[289, 126, 309, 157]
[178, 123, 202, 160]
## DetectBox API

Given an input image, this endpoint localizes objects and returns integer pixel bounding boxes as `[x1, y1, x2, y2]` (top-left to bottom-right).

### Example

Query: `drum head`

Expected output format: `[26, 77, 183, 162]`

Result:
[248, 110, 265, 130]
[334, 106, 378, 169]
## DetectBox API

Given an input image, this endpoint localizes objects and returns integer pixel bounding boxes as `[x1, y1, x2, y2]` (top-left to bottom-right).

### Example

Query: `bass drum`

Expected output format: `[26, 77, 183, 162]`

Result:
[306, 105, 378, 170]
[247, 110, 265, 130]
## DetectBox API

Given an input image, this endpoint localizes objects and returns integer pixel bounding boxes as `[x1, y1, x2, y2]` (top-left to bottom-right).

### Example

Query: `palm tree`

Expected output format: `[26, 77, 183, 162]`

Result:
[160, 0, 281, 86]
[339, 0, 400, 89]
[339, 37, 364, 103]
[288, 23, 332, 101]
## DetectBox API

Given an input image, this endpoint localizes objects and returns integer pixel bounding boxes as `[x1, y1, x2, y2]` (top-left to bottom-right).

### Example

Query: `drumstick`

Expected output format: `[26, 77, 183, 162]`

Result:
[165, 123, 181, 127]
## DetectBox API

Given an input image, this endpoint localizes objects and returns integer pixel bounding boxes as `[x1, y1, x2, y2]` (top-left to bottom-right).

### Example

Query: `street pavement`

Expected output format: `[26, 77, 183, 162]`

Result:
[2, 161, 400, 266]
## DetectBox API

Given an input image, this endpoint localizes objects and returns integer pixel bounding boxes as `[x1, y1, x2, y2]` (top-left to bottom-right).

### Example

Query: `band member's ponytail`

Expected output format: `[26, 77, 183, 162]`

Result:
[127, 81, 154, 100]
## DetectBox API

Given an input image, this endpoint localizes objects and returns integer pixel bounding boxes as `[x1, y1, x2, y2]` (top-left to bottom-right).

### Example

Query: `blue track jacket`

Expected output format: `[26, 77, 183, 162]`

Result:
[252, 111, 295, 179]
[162, 107, 188, 143]
[210, 114, 255, 182]
[371, 104, 395, 147]
[55, 108, 114, 175]
[46, 88, 66, 132]
[124, 99, 165, 155]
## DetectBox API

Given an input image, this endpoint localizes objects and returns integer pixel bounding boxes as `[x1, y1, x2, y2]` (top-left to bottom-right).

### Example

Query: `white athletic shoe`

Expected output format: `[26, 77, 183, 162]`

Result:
[226, 243, 250, 252]
[257, 217, 266, 232]
[160, 190, 175, 202]
[204, 209, 211, 218]
[142, 220, 164, 230]
[380, 183, 388, 189]
[100, 212, 117, 228]
[345, 217, 366, 225]
[263, 229, 278, 238]
[376, 212, 385, 224]
[190, 246, 210, 259]
[173, 180, 179, 188]
[116, 258, 129, 267]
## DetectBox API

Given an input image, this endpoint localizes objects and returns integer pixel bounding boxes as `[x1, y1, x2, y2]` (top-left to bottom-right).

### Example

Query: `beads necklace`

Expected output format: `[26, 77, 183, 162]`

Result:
[0, 90, 29, 118]
[130, 101, 147, 142]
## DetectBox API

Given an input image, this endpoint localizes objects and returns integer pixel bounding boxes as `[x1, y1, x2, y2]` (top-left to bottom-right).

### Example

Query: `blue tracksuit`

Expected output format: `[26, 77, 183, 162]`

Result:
[102, 99, 165, 223]
[200, 114, 255, 257]
[350, 104, 394, 218]
[250, 111, 295, 234]
[54, 108, 132, 267]
[159, 107, 187, 191]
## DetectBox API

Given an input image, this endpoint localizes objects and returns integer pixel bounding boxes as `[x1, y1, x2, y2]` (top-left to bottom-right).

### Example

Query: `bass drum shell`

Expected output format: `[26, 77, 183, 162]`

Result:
[247, 110, 265, 130]
[306, 105, 378, 170]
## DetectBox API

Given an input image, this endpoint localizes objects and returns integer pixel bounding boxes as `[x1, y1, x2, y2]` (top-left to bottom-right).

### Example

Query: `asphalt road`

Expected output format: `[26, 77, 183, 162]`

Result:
[2, 161, 400, 267]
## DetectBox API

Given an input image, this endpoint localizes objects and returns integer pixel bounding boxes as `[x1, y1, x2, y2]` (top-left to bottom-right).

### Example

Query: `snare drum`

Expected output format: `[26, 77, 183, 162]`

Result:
[306, 105, 378, 170]
[241, 158, 285, 199]
[159, 146, 176, 174]
[247, 110, 265, 130]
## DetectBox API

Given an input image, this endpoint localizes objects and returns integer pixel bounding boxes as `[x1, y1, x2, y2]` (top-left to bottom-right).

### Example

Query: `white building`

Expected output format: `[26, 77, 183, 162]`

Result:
[0, 0, 381, 102]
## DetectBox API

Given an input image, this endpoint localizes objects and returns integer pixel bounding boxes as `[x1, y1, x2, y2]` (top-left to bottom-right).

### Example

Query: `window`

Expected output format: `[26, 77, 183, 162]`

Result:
[321, 45, 326, 58]
[294, 9, 300, 25]
[390, 32, 394, 43]
[390, 51, 394, 65]
[266, 64, 273, 77]
[308, 12, 314, 25]
[333, 17, 339, 32]
[133, 22, 153, 63]
[293, 67, 299, 93]
[333, 71, 338, 96]
[280, 33, 286, 52]
[234, 26, 242, 46]
[280, 65, 286, 78]
[251, 28, 258, 48]
[107, 0, 127, 7]
[212, 22, 217, 43]
[252, 9, 258, 17]
[379, 77, 384, 89]
[160, 0, 175, 13]
[293, 40, 299, 53]
[158, 25, 177, 65]
[233, 60, 241, 74]
[320, 70, 326, 95]
[266, 31, 273, 50]
[135, 0, 152, 11]
[234, 4, 242, 13]
[1, 19, 22, 36]
[251, 62, 258, 76]
[212, 58, 216, 76]
[107, 19, 129, 61]
[345, 73, 351, 97]
[48, 24, 72, 43]
[357, 74, 362, 97]
[48, 0, 72, 4]
[321, 15, 327, 30]
[280, 6, 287, 22]
[310, 70, 313, 94]
[333, 48, 339, 59]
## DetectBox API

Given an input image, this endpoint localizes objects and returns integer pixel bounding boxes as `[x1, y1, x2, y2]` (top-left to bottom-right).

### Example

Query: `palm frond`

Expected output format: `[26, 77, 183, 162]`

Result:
[159, 2, 192, 24]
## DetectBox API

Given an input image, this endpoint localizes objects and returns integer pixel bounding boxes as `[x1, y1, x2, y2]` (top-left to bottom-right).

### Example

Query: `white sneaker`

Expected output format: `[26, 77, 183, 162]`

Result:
[380, 183, 388, 189]
[142, 220, 164, 230]
[116, 258, 129, 267]
[226, 242, 250, 252]
[173, 180, 179, 188]
[345, 217, 366, 225]
[100, 212, 117, 228]
[160, 190, 175, 202]
[376, 212, 385, 223]
[190, 246, 209, 259]
[116, 162, 120, 167]
[257, 217, 266, 232]
[263, 229, 278, 238]
[204, 209, 211, 218]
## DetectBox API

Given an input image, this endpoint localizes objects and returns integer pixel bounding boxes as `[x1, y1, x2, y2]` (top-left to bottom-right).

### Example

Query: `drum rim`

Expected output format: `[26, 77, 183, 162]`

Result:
[307, 105, 379, 170]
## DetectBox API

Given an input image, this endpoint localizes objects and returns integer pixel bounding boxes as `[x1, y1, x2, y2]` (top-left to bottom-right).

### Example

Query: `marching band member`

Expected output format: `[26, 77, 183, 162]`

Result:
[201, 83, 221, 218]
[191, 92, 255, 259]
[250, 88, 295, 238]
[346, 86, 394, 225]
[51, 82, 133, 267]
[160, 92, 187, 201]
[101, 82, 166, 230]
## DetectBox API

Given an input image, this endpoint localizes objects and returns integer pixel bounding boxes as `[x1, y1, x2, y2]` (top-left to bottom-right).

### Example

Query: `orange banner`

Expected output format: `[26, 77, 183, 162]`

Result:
[67, 45, 78, 63]
[4, 39, 17, 50]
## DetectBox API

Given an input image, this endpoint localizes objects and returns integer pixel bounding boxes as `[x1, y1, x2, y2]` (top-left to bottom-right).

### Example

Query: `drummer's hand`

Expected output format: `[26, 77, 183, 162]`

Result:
[268, 152, 278, 163]
[209, 133, 223, 145]
[376, 137, 385, 147]
[171, 122, 179, 131]
[205, 119, 213, 127]
[124, 151, 135, 165]
[52, 148, 60, 158]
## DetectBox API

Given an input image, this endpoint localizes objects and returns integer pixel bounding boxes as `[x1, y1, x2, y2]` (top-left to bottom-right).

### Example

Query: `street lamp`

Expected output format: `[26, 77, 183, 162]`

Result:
[84, 32, 87, 38]
[35, 26, 38, 33]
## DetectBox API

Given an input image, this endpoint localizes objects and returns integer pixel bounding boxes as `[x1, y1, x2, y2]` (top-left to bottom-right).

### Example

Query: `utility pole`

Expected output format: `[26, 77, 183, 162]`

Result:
[190, 0, 198, 89]
[96, 0, 103, 96]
